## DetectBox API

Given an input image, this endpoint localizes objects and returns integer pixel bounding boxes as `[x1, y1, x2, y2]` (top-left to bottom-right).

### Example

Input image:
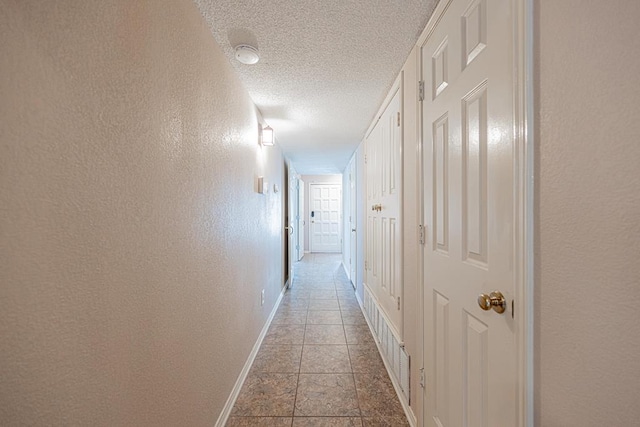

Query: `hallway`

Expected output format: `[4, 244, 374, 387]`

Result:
[227, 254, 408, 426]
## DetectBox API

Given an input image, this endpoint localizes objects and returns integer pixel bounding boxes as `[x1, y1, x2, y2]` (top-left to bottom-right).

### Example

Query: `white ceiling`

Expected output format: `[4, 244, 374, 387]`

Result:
[194, 0, 439, 174]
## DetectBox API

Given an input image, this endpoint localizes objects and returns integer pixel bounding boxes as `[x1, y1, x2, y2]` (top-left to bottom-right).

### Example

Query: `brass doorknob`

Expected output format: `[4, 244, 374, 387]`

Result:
[477, 291, 507, 314]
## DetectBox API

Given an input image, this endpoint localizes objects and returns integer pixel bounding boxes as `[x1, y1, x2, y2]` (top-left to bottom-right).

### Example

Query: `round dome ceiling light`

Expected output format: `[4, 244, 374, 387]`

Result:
[234, 44, 260, 65]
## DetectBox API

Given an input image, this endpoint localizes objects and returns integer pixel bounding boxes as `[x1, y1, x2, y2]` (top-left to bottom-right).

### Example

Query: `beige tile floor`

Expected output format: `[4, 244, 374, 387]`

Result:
[227, 254, 409, 427]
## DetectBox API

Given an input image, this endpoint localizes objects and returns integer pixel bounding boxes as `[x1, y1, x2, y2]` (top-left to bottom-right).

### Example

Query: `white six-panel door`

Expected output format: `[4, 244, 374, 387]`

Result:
[310, 183, 341, 253]
[421, 0, 519, 425]
[365, 87, 403, 337]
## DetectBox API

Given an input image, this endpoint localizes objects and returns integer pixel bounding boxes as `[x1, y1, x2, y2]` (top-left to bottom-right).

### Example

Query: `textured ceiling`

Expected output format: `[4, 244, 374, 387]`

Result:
[194, 0, 438, 174]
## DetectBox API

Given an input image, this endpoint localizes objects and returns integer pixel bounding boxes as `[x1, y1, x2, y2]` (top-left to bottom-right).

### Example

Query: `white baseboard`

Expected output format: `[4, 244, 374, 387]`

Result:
[214, 288, 286, 427]
[341, 260, 349, 280]
[340, 261, 356, 289]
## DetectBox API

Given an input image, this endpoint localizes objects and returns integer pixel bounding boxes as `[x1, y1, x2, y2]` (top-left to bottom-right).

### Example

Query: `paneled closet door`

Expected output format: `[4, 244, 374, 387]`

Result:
[365, 87, 403, 337]
[421, 0, 520, 425]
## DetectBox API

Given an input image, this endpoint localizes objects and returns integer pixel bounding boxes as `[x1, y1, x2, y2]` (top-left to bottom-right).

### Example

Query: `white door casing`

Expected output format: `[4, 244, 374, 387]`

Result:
[420, 0, 525, 425]
[297, 178, 305, 261]
[365, 83, 403, 338]
[349, 159, 357, 288]
[310, 183, 341, 253]
[287, 167, 297, 286]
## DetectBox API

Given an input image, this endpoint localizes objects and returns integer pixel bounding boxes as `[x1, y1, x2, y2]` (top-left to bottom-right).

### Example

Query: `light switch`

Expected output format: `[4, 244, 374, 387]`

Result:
[258, 176, 264, 194]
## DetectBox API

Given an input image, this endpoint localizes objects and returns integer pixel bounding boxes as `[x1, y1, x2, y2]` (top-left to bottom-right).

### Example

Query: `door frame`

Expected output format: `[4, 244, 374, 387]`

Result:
[521, 0, 535, 424]
[286, 163, 299, 288]
[416, 0, 534, 425]
[349, 159, 357, 289]
[297, 178, 305, 261]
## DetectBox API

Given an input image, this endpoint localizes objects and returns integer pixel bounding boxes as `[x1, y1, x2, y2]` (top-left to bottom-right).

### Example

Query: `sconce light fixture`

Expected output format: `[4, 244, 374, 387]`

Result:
[260, 125, 275, 146]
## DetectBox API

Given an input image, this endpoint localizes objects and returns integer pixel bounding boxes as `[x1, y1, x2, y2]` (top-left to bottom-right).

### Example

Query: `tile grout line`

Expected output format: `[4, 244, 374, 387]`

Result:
[345, 319, 364, 419]
[288, 288, 306, 424]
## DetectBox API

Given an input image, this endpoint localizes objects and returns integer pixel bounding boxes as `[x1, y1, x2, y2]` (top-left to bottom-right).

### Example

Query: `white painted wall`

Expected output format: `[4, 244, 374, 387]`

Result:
[301, 174, 342, 252]
[536, 1, 640, 425]
[0, 1, 285, 424]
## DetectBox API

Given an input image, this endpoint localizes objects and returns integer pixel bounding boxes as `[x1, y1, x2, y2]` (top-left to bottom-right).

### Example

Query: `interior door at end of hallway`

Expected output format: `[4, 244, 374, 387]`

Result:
[310, 183, 341, 253]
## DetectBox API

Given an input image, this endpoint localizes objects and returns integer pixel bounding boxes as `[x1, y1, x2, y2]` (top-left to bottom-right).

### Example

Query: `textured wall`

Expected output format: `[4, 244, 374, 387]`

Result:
[536, 1, 640, 425]
[0, 0, 284, 425]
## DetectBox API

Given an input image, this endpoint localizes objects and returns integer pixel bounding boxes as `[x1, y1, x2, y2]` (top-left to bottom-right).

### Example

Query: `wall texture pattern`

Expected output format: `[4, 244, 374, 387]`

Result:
[0, 0, 284, 424]
[536, 1, 640, 425]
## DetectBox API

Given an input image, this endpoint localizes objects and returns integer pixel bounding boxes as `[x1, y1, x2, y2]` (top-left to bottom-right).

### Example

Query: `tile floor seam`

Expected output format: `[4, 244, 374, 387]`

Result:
[289, 301, 306, 420]
[345, 312, 363, 419]
[291, 372, 301, 423]
[352, 371, 363, 418]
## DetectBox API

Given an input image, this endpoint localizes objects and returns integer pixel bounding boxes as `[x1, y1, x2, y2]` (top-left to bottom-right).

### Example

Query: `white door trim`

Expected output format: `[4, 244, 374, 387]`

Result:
[365, 74, 404, 140]
[349, 158, 358, 289]
[297, 178, 305, 261]
[415, 0, 534, 425]
[519, 0, 535, 425]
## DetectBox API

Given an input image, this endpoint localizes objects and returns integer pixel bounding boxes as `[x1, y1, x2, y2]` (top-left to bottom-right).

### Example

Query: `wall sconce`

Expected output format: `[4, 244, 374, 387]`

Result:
[260, 125, 275, 146]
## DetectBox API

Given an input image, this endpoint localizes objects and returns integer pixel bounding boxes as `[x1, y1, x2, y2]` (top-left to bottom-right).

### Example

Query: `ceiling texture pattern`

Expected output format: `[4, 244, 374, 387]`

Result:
[194, 0, 439, 174]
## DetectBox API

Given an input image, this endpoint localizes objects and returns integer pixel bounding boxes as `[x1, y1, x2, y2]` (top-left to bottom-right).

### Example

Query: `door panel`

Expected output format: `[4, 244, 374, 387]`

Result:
[463, 312, 488, 427]
[433, 291, 450, 427]
[462, 82, 488, 266]
[433, 113, 449, 254]
[421, 0, 518, 425]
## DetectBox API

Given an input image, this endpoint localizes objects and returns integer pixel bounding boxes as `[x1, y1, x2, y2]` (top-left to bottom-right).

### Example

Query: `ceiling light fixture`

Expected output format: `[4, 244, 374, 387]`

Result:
[260, 125, 274, 146]
[234, 44, 260, 65]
